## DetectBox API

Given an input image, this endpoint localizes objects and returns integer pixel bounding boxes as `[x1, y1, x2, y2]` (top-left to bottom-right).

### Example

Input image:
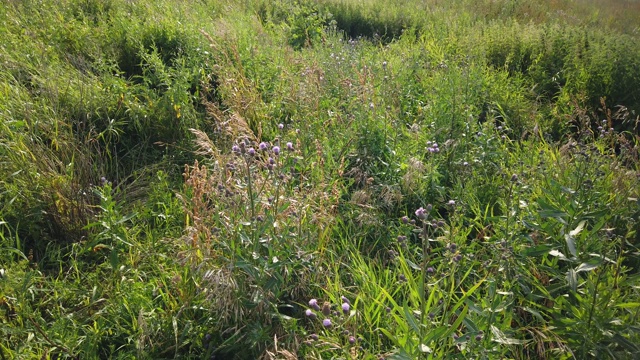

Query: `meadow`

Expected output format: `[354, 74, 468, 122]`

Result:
[1, 0, 639, 358]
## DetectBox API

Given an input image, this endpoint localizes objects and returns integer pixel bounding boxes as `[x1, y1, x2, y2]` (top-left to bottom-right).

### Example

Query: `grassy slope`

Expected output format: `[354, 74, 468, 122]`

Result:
[1, 0, 639, 359]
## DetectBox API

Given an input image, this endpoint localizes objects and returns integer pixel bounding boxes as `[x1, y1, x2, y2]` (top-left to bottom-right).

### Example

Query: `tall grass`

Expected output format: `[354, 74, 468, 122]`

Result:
[1, 0, 639, 359]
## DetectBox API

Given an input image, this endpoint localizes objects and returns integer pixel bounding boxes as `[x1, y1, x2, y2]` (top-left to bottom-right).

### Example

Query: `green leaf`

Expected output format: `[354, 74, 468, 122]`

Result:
[612, 333, 640, 352]
[405, 259, 421, 271]
[403, 302, 421, 334]
[564, 232, 577, 258]
[566, 268, 577, 292]
[490, 325, 524, 345]
[575, 258, 602, 273]
[523, 244, 554, 257]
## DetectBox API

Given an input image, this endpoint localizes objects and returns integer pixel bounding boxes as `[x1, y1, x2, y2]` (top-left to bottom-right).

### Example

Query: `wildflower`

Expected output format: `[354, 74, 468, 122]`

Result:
[232, 144, 241, 155]
[269, 157, 275, 165]
[309, 299, 320, 311]
[463, 161, 469, 166]
[259, 142, 268, 151]
[401, 216, 409, 224]
[341, 296, 351, 305]
[305, 309, 317, 319]
[397, 235, 407, 242]
[453, 254, 463, 262]
[415, 207, 427, 219]
[286, 142, 294, 151]
[278, 123, 284, 130]
[272, 146, 281, 155]
[426, 267, 435, 274]
[322, 318, 332, 328]
[247, 147, 255, 156]
[447, 200, 456, 206]
[342, 302, 350, 314]
[349, 336, 356, 344]
[310, 333, 319, 341]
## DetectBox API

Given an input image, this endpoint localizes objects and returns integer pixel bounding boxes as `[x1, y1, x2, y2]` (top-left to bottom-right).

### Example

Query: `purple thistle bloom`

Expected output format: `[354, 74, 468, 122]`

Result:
[286, 142, 294, 151]
[349, 336, 356, 344]
[259, 142, 268, 151]
[278, 123, 284, 130]
[341, 296, 351, 305]
[305, 309, 317, 319]
[401, 216, 409, 224]
[426, 267, 435, 274]
[232, 145, 241, 154]
[322, 318, 332, 328]
[247, 147, 255, 156]
[272, 146, 280, 155]
[309, 299, 320, 311]
[342, 302, 350, 314]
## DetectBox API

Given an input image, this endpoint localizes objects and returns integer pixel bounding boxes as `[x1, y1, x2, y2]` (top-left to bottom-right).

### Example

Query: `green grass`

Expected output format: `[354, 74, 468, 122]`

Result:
[1, 0, 639, 359]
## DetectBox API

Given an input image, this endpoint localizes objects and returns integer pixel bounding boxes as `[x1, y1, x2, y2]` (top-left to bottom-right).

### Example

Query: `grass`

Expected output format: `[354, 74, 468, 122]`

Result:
[1, 0, 639, 359]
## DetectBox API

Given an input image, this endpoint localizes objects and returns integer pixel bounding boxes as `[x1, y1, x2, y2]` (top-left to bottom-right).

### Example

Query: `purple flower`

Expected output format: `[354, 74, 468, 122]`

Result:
[278, 123, 284, 130]
[349, 336, 356, 344]
[341, 296, 351, 305]
[305, 309, 317, 319]
[426, 267, 435, 274]
[286, 142, 294, 151]
[415, 207, 427, 219]
[232, 145, 241, 154]
[447, 200, 455, 206]
[272, 146, 280, 155]
[401, 216, 409, 224]
[322, 318, 332, 328]
[247, 147, 255, 156]
[259, 142, 268, 151]
[310, 333, 318, 341]
[342, 302, 350, 314]
[309, 299, 320, 311]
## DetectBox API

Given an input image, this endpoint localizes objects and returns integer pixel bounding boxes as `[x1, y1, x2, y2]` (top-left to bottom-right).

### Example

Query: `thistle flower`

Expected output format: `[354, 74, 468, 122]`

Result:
[232, 144, 241, 155]
[322, 318, 332, 328]
[286, 142, 294, 151]
[415, 207, 427, 219]
[305, 309, 317, 319]
[278, 123, 284, 130]
[259, 142, 268, 151]
[247, 147, 256, 156]
[341, 296, 350, 305]
[309, 299, 320, 311]
[272, 146, 280, 155]
[342, 302, 350, 314]
[401, 216, 409, 224]
[349, 336, 356, 344]
[310, 333, 319, 341]
[447, 200, 456, 206]
[426, 267, 435, 274]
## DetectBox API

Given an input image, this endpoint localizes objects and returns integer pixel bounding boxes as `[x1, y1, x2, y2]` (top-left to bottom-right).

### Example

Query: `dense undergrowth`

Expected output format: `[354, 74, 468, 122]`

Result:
[1, 0, 639, 359]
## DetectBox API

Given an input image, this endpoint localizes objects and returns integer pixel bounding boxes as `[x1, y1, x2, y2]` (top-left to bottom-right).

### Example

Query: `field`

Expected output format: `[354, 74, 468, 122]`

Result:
[1, 0, 639, 358]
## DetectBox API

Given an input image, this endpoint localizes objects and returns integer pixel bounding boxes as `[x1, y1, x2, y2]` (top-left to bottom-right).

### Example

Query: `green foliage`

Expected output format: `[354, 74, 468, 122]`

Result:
[1, 0, 640, 359]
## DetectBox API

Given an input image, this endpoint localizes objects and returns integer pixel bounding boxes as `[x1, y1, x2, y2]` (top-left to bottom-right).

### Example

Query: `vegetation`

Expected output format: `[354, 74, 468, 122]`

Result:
[1, 0, 639, 358]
